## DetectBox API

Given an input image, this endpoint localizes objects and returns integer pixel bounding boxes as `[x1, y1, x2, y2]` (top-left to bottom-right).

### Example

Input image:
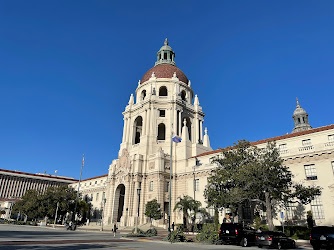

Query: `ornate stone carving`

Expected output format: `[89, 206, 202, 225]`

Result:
[119, 149, 131, 170]
[149, 162, 155, 170]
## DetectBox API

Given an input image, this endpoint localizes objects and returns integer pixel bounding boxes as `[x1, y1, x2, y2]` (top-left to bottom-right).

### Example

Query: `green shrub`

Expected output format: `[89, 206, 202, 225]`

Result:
[167, 229, 187, 243]
[126, 227, 157, 237]
[196, 224, 221, 244]
[145, 228, 157, 236]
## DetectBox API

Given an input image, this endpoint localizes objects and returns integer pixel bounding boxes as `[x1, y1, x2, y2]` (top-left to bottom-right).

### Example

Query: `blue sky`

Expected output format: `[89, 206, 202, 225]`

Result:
[0, 1, 333, 180]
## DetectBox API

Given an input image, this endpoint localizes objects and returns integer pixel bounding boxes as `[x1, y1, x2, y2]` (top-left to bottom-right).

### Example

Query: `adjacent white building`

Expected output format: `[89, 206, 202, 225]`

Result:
[0, 169, 76, 220]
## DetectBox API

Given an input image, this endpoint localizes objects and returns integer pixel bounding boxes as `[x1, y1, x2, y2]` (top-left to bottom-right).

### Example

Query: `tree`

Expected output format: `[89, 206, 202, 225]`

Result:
[11, 189, 42, 221]
[204, 140, 322, 230]
[189, 199, 209, 232]
[174, 195, 208, 231]
[144, 199, 162, 226]
[11, 185, 90, 223]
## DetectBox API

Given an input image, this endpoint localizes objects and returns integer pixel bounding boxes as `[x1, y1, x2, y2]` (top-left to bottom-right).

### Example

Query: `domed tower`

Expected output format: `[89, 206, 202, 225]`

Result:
[119, 39, 211, 155]
[292, 98, 312, 133]
[105, 39, 212, 228]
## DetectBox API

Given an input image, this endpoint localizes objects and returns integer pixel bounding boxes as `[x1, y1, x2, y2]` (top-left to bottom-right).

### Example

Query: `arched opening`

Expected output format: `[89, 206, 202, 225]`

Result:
[157, 123, 166, 140]
[159, 86, 168, 96]
[184, 117, 192, 141]
[133, 116, 143, 144]
[181, 90, 186, 101]
[141, 90, 146, 101]
[164, 53, 167, 60]
[113, 184, 125, 223]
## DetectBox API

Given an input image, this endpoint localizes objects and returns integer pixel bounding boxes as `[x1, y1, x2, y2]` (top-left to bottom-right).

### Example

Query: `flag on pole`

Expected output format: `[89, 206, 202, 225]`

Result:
[172, 128, 182, 143]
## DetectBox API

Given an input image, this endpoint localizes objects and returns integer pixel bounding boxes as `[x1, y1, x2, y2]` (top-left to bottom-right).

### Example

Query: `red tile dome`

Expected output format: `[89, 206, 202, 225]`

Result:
[141, 64, 188, 85]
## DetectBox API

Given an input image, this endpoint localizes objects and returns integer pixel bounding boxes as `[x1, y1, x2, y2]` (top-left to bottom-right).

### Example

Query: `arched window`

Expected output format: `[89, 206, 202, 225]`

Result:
[183, 117, 192, 141]
[181, 90, 186, 101]
[159, 86, 168, 96]
[157, 123, 166, 140]
[133, 116, 143, 144]
[141, 90, 146, 101]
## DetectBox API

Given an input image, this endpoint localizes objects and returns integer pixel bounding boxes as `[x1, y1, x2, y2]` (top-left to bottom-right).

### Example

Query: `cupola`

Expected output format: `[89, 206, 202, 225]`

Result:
[155, 38, 176, 66]
[292, 98, 312, 133]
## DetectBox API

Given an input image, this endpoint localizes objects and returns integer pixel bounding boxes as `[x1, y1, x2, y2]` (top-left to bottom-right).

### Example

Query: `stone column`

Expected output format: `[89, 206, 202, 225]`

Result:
[122, 118, 127, 143]
[178, 111, 182, 136]
[133, 181, 140, 225]
[200, 120, 203, 142]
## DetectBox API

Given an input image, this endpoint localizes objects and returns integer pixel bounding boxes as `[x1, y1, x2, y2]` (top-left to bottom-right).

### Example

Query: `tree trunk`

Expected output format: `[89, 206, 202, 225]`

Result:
[265, 191, 274, 231]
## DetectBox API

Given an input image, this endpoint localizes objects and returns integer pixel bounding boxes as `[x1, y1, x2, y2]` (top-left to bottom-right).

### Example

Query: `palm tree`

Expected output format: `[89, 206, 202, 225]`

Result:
[174, 195, 208, 231]
[174, 195, 194, 231]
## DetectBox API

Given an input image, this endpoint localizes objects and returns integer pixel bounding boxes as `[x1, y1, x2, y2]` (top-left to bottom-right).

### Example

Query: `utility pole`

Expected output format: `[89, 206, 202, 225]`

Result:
[73, 154, 84, 224]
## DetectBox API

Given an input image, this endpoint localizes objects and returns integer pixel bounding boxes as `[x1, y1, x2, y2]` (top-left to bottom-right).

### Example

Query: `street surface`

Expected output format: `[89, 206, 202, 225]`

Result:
[0, 224, 312, 250]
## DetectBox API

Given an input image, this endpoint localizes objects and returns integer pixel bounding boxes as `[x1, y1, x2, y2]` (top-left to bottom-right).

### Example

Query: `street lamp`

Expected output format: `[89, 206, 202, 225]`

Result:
[135, 186, 141, 234]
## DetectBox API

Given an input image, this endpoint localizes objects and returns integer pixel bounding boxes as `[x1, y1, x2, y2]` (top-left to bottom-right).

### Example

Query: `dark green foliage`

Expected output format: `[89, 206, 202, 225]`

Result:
[195, 224, 221, 244]
[144, 199, 162, 224]
[11, 185, 90, 223]
[174, 195, 208, 232]
[145, 228, 158, 236]
[126, 227, 157, 237]
[204, 140, 322, 231]
[167, 228, 187, 243]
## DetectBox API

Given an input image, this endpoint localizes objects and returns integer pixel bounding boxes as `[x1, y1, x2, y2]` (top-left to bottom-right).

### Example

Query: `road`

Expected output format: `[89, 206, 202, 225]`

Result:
[0, 224, 312, 250]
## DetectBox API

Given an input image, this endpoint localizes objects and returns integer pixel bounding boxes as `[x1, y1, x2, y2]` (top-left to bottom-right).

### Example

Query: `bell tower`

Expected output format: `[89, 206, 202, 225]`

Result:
[105, 39, 212, 228]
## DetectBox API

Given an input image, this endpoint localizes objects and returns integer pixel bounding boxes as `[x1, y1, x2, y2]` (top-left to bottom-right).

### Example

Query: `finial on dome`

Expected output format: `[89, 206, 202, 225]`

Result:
[173, 72, 177, 78]
[296, 97, 300, 107]
[164, 38, 168, 46]
[205, 127, 208, 135]
[183, 119, 187, 127]
[138, 80, 141, 86]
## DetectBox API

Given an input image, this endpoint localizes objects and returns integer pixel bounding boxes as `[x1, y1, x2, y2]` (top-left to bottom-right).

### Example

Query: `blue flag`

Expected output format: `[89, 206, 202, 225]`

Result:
[172, 135, 182, 143]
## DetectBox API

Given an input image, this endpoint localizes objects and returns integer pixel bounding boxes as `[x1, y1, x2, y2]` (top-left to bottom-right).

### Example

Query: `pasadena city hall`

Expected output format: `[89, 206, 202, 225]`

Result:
[71, 40, 334, 228]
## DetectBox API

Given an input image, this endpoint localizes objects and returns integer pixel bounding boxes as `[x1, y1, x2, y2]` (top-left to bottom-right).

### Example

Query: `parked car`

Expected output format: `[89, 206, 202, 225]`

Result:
[0, 218, 7, 222]
[256, 231, 296, 249]
[310, 226, 334, 250]
[219, 223, 257, 247]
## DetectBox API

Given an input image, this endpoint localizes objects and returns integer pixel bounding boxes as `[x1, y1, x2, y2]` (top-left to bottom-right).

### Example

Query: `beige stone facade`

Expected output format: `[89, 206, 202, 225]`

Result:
[80, 41, 334, 228]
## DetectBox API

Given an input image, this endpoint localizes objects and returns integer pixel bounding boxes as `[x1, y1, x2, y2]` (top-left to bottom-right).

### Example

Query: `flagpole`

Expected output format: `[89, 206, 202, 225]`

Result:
[168, 124, 173, 232]
[73, 154, 84, 224]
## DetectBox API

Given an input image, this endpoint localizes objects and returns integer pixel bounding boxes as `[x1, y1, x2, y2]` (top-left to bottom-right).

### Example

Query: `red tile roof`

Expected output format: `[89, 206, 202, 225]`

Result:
[194, 124, 334, 158]
[77, 174, 108, 183]
[141, 64, 188, 84]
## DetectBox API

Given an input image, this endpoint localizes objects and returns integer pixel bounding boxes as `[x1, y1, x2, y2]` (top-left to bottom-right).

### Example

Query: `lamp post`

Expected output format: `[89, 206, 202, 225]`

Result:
[53, 202, 59, 228]
[135, 186, 141, 234]
[100, 198, 106, 231]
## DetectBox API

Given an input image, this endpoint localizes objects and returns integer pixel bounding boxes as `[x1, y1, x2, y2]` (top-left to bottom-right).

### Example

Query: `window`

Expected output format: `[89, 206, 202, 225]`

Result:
[165, 182, 170, 192]
[181, 90, 186, 101]
[141, 90, 146, 101]
[159, 86, 168, 96]
[279, 144, 287, 150]
[91, 194, 93, 201]
[328, 135, 334, 142]
[302, 139, 312, 146]
[194, 179, 199, 191]
[311, 196, 325, 219]
[134, 116, 143, 144]
[96, 193, 99, 201]
[304, 164, 317, 180]
[286, 203, 297, 220]
[149, 181, 153, 191]
[157, 123, 166, 140]
[95, 181, 97, 184]
[159, 110, 165, 117]
[102, 192, 105, 200]
[90, 182, 92, 185]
